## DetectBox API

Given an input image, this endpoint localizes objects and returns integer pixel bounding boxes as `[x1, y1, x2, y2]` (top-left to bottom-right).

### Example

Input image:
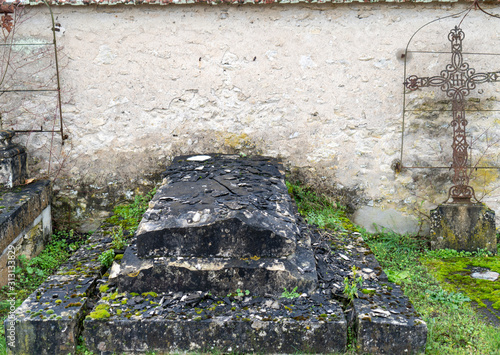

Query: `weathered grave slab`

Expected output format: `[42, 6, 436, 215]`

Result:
[137, 154, 298, 258]
[314, 229, 427, 355]
[112, 154, 318, 295]
[5, 227, 112, 355]
[353, 283, 427, 354]
[9, 154, 427, 354]
[430, 203, 497, 254]
[82, 289, 347, 354]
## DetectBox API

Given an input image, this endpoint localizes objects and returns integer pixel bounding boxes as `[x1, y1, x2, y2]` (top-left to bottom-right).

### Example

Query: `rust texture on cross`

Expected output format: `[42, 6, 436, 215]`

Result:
[405, 26, 500, 204]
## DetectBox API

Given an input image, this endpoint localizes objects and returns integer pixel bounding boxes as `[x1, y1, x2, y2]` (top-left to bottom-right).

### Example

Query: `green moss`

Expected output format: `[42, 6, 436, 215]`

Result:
[110, 292, 121, 300]
[95, 304, 110, 311]
[141, 291, 158, 298]
[55, 299, 62, 304]
[422, 254, 500, 311]
[87, 309, 111, 319]
[99, 284, 109, 293]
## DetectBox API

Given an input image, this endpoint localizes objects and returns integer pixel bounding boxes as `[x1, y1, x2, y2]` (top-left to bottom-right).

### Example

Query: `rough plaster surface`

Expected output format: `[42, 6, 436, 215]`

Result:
[3, 2, 500, 233]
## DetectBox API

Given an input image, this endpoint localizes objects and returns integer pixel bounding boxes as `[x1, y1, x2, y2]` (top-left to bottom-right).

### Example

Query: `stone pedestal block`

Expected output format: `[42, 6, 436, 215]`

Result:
[0, 130, 27, 188]
[0, 180, 52, 287]
[430, 203, 497, 254]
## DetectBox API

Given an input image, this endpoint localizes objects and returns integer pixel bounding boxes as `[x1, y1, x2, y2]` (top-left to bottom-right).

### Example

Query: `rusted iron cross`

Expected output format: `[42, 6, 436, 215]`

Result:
[405, 26, 500, 203]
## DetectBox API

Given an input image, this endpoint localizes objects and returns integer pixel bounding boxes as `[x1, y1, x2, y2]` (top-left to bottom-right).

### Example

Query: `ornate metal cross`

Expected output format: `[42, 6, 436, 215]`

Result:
[405, 26, 500, 203]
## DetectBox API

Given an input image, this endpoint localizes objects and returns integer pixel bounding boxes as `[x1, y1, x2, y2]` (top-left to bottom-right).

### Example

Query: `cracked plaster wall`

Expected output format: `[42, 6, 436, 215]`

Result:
[4, 2, 500, 233]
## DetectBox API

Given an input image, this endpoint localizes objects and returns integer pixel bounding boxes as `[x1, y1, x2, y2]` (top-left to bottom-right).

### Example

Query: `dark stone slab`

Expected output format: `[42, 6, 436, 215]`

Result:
[137, 154, 298, 258]
[312, 228, 427, 354]
[353, 283, 427, 354]
[430, 203, 497, 254]
[84, 317, 346, 354]
[82, 288, 347, 354]
[5, 228, 113, 355]
[10, 154, 428, 354]
[110, 238, 317, 295]
[0, 180, 51, 254]
[114, 154, 317, 295]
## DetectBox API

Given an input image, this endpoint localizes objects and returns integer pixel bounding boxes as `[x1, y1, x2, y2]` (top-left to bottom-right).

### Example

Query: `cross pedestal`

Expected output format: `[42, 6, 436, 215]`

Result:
[405, 27, 498, 252]
[430, 204, 496, 254]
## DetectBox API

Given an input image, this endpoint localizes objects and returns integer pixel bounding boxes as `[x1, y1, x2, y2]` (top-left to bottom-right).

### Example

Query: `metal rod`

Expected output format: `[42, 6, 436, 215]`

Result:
[14, 129, 65, 133]
[402, 166, 500, 170]
[0, 89, 58, 92]
[0, 43, 53, 46]
[44, 0, 65, 142]
[408, 50, 500, 56]
[404, 109, 500, 112]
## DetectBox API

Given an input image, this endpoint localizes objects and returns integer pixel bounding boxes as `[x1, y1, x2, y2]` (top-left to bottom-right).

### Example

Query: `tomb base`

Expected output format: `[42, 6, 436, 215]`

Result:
[430, 203, 497, 254]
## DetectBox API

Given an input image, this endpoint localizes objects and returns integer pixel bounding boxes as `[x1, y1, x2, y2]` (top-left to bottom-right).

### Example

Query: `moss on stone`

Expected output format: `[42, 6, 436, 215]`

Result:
[422, 255, 500, 311]
[87, 309, 111, 319]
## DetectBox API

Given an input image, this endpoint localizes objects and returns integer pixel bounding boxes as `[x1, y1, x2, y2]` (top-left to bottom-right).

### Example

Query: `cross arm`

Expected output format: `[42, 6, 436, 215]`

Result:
[405, 75, 448, 91]
[468, 71, 500, 85]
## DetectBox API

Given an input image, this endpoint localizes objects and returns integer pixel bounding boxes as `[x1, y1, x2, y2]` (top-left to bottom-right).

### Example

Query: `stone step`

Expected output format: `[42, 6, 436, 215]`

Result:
[110, 239, 317, 295]
[82, 289, 347, 354]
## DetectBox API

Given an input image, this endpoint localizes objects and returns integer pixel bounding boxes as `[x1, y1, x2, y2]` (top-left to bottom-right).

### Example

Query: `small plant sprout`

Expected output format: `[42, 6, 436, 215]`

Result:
[227, 289, 250, 297]
[236, 289, 250, 297]
[98, 250, 115, 269]
[111, 225, 127, 250]
[281, 286, 300, 299]
[343, 266, 364, 303]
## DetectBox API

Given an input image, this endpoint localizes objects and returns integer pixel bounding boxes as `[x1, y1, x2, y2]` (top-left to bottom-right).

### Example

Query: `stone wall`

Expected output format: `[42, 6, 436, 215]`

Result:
[2, 1, 500, 233]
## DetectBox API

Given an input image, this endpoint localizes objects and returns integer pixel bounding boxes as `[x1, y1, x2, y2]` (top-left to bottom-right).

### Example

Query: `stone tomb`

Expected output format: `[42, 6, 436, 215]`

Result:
[9, 154, 427, 354]
[110, 154, 317, 295]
